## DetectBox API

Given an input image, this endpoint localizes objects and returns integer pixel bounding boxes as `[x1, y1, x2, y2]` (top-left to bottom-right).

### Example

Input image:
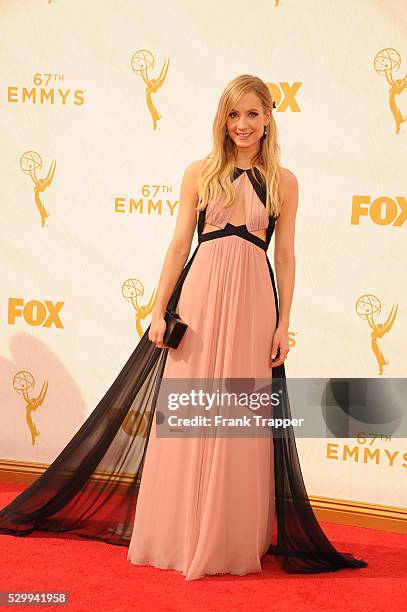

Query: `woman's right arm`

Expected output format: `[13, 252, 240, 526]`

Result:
[148, 160, 203, 348]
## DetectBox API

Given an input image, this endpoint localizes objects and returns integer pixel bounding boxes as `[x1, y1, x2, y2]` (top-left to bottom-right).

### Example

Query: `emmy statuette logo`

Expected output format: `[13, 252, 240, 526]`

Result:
[131, 49, 169, 130]
[20, 151, 56, 227]
[120, 278, 156, 438]
[374, 48, 407, 134]
[356, 294, 398, 375]
[13, 371, 49, 446]
[122, 278, 157, 337]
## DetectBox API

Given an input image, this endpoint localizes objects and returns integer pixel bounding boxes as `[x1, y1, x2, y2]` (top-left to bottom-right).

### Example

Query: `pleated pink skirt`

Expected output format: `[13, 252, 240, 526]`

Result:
[127, 235, 277, 580]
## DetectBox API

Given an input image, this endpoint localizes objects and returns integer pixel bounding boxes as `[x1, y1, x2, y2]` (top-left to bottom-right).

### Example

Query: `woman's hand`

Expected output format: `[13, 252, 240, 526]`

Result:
[269, 324, 290, 368]
[148, 315, 169, 349]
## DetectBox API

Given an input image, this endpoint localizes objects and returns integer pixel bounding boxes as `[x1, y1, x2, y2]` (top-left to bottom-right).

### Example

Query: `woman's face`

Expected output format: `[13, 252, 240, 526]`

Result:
[226, 92, 270, 150]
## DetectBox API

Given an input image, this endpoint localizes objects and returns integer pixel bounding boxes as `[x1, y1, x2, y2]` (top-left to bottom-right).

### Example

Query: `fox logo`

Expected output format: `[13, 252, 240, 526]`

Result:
[8, 298, 64, 328]
[351, 196, 407, 226]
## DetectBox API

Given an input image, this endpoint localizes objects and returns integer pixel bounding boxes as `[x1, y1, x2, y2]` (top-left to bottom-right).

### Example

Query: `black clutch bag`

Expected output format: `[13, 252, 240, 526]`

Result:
[163, 309, 188, 349]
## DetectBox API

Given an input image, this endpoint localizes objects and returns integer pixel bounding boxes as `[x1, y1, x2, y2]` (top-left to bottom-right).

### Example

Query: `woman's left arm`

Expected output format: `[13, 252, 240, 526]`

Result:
[269, 167, 299, 368]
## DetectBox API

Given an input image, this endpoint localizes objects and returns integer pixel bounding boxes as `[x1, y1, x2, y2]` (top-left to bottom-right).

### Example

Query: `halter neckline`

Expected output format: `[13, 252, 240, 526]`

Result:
[234, 165, 262, 173]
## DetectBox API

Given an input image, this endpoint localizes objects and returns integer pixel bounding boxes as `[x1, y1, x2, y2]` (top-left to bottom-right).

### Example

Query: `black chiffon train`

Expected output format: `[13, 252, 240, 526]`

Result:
[0, 169, 368, 574]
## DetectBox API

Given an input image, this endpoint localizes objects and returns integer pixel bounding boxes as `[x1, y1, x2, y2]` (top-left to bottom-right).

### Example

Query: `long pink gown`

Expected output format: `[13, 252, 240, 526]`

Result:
[127, 168, 277, 580]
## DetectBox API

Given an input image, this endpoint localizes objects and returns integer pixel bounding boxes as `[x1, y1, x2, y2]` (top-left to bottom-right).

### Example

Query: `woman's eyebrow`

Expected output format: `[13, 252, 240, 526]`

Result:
[230, 108, 259, 112]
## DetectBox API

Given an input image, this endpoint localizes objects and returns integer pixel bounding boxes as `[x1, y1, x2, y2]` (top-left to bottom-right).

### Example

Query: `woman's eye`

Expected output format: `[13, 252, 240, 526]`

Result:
[229, 112, 258, 118]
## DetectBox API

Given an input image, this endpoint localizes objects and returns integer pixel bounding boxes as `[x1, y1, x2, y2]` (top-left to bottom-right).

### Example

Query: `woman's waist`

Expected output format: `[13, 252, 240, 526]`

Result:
[198, 223, 268, 251]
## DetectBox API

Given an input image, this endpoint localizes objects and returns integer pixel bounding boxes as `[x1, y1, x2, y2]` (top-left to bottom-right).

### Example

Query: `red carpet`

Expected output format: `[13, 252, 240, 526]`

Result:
[0, 482, 406, 611]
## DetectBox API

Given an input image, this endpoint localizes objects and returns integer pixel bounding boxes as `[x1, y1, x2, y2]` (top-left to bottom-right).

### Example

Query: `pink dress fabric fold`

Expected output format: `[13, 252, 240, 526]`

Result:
[127, 171, 277, 580]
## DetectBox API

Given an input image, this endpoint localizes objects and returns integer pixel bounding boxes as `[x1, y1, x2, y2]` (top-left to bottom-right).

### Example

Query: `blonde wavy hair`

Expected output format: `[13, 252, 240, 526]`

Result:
[196, 74, 283, 218]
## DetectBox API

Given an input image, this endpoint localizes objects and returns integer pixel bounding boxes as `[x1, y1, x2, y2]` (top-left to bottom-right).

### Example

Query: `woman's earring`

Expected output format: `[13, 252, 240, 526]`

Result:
[263, 127, 268, 138]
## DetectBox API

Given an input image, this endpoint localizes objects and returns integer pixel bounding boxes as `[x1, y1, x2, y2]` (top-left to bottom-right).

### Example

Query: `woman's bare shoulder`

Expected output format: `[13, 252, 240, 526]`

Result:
[279, 166, 298, 203]
[185, 158, 207, 177]
[280, 166, 298, 188]
[181, 159, 208, 194]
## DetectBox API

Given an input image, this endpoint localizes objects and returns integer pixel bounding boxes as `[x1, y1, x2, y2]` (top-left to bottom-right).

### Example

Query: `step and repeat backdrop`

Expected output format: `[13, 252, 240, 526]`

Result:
[0, 0, 406, 512]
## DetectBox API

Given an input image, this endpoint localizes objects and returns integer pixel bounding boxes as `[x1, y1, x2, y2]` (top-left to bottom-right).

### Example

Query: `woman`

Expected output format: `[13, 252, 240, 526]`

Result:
[0, 75, 367, 580]
[126, 75, 294, 580]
